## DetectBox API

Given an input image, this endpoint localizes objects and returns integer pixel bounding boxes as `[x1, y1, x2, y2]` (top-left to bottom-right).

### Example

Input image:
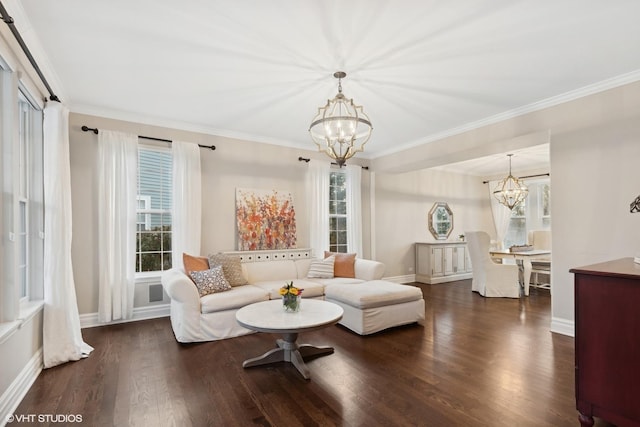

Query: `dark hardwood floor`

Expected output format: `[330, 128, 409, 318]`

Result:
[14, 281, 613, 426]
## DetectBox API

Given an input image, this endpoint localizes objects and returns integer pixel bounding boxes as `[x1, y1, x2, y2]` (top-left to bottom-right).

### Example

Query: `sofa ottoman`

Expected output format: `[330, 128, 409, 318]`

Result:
[324, 280, 425, 335]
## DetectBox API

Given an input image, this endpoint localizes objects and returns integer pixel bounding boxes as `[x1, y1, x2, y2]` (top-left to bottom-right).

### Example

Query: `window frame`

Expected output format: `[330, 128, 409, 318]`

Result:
[329, 170, 348, 253]
[0, 53, 45, 337]
[17, 88, 43, 303]
[18, 91, 31, 301]
[1, 73, 44, 332]
[503, 179, 551, 248]
[135, 142, 173, 275]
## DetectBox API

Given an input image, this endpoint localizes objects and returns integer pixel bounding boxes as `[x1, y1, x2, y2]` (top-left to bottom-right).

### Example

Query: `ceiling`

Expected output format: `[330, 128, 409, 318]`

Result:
[12, 1, 640, 170]
[430, 143, 549, 177]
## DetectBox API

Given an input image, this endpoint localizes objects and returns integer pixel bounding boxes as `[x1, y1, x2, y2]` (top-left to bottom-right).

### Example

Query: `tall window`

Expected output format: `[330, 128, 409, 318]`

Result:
[504, 179, 551, 248]
[136, 144, 172, 273]
[18, 93, 30, 298]
[17, 90, 42, 300]
[1, 67, 44, 327]
[329, 171, 347, 253]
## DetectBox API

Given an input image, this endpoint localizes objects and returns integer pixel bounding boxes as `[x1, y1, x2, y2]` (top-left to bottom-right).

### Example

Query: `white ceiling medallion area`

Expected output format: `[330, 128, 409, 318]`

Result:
[430, 144, 550, 177]
[13, 1, 640, 168]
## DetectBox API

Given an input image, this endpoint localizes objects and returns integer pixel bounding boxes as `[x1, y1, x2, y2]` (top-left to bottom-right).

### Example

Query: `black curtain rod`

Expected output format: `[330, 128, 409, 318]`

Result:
[0, 1, 59, 102]
[81, 126, 216, 151]
[482, 172, 549, 184]
[298, 156, 369, 170]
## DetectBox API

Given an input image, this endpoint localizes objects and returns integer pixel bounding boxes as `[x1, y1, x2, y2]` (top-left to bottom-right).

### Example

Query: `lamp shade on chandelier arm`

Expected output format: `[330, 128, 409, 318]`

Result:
[309, 71, 373, 167]
[492, 154, 528, 210]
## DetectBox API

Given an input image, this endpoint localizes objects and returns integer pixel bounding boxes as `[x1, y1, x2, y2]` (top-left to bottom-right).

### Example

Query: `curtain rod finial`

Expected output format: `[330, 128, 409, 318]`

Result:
[81, 125, 98, 134]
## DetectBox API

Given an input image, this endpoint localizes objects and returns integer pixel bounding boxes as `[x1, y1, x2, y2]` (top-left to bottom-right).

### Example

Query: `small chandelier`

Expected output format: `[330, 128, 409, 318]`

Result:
[493, 154, 528, 210]
[309, 71, 372, 167]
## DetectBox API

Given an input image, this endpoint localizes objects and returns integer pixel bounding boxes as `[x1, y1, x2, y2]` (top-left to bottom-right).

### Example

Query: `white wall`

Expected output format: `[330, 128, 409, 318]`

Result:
[68, 111, 494, 311]
[372, 79, 640, 336]
[0, 312, 42, 418]
[68, 111, 494, 312]
[68, 112, 372, 315]
[550, 118, 640, 334]
[374, 168, 494, 278]
[68, 79, 640, 334]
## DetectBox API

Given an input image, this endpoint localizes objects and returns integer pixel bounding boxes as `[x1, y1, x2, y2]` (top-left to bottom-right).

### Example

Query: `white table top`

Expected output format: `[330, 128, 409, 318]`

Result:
[490, 249, 551, 257]
[236, 299, 344, 334]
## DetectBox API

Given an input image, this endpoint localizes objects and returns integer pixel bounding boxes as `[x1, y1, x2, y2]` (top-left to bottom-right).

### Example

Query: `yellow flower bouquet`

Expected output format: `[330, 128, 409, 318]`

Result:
[280, 281, 303, 312]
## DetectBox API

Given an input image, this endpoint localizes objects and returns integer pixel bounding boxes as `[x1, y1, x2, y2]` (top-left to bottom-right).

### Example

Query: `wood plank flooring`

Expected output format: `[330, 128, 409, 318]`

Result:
[14, 281, 614, 426]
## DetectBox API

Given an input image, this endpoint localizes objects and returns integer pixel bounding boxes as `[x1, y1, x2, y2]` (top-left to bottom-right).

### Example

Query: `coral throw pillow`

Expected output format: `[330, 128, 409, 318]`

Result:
[183, 253, 209, 283]
[324, 251, 356, 278]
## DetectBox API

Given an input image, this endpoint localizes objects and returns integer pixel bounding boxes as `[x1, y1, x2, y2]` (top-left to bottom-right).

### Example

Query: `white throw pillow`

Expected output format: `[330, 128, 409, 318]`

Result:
[306, 256, 335, 279]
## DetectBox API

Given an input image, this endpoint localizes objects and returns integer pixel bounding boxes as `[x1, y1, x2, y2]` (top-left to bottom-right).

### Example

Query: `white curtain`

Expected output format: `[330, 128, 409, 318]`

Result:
[98, 130, 138, 322]
[42, 102, 93, 368]
[345, 164, 363, 256]
[488, 180, 512, 249]
[171, 141, 201, 270]
[306, 160, 331, 258]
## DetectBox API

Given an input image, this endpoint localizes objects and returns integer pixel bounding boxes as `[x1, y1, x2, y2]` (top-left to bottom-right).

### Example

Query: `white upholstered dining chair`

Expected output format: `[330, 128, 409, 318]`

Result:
[527, 230, 551, 290]
[465, 231, 521, 298]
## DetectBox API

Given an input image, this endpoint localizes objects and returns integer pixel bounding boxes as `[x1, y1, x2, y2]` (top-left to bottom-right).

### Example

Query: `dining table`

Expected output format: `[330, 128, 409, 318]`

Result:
[489, 249, 551, 296]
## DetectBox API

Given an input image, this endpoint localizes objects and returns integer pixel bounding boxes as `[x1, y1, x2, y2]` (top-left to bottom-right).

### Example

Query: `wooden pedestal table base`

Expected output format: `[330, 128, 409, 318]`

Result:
[242, 333, 335, 379]
[236, 299, 344, 380]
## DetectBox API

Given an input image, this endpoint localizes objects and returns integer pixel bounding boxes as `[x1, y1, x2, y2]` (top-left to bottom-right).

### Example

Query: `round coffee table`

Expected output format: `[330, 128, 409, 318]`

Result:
[236, 299, 343, 379]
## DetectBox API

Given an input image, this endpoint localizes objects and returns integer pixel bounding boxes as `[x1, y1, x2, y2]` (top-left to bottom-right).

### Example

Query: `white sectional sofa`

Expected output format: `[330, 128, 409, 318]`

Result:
[161, 256, 425, 343]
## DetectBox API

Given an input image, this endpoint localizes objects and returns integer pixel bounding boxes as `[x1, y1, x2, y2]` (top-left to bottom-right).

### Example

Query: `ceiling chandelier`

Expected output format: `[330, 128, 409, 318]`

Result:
[493, 154, 529, 210]
[309, 71, 373, 167]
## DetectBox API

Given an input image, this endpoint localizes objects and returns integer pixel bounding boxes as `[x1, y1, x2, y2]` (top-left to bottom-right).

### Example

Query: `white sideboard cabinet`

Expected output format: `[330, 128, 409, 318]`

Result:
[415, 242, 472, 284]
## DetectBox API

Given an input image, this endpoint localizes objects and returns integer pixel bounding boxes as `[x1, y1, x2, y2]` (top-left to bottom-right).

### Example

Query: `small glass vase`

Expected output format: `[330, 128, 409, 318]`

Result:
[282, 294, 301, 312]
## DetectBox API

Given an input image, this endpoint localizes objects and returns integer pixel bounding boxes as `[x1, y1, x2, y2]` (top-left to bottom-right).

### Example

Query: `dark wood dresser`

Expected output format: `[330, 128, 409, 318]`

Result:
[570, 258, 640, 427]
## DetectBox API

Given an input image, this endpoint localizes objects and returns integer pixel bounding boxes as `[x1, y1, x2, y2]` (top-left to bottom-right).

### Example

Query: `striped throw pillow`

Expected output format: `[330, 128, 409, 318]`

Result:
[306, 255, 335, 279]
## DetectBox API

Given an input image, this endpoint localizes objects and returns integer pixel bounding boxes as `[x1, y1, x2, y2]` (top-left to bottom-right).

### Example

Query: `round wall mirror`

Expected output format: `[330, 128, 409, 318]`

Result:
[428, 202, 453, 240]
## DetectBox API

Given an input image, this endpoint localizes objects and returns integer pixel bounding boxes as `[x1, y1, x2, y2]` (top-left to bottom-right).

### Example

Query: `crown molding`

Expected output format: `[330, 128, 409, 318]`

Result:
[71, 68, 640, 161]
[70, 102, 311, 150]
[371, 69, 640, 159]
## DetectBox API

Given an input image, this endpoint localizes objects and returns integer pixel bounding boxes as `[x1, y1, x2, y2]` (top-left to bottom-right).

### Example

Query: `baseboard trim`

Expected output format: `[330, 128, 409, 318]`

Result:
[0, 348, 43, 427]
[383, 274, 416, 284]
[415, 273, 473, 284]
[550, 317, 575, 337]
[80, 304, 170, 329]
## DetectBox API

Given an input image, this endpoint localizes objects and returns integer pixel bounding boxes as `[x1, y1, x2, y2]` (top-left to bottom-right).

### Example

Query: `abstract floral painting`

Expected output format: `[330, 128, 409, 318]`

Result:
[236, 188, 297, 250]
